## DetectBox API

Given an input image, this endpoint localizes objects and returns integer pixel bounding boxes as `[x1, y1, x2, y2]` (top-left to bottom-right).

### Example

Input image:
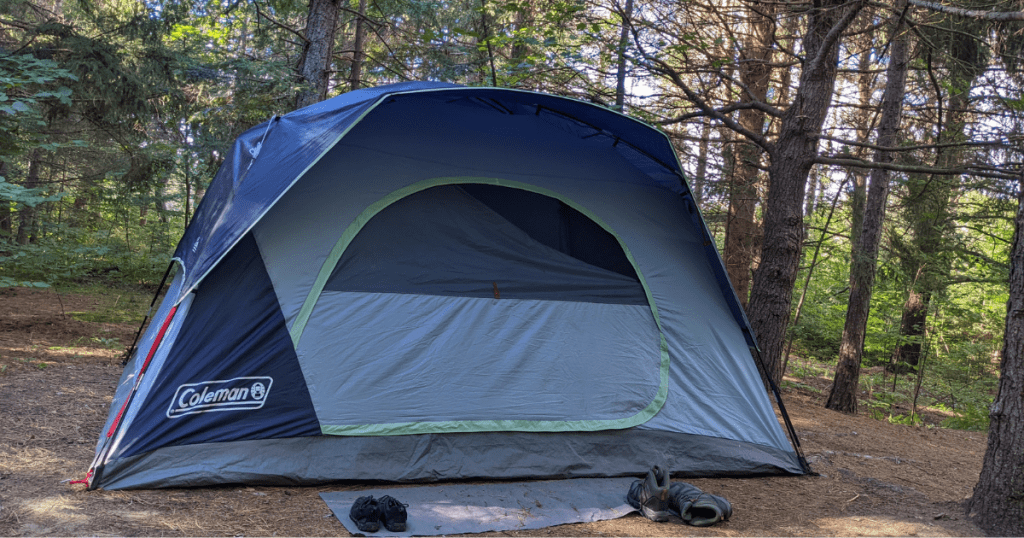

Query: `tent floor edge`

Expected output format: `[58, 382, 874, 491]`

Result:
[94, 429, 804, 490]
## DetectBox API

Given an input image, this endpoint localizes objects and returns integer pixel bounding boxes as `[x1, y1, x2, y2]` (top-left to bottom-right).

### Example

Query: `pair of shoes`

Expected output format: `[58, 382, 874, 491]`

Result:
[626, 465, 671, 522]
[668, 482, 733, 527]
[349, 495, 409, 533]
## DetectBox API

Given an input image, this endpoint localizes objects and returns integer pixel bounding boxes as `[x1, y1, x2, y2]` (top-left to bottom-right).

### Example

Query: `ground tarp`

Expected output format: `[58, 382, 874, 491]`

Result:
[320, 477, 638, 536]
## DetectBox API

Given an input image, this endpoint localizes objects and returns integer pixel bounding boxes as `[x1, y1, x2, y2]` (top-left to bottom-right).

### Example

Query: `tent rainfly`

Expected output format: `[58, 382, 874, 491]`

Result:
[85, 82, 809, 490]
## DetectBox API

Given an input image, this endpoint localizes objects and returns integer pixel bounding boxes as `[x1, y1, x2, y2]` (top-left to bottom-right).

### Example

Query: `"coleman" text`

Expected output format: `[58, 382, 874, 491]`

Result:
[167, 376, 273, 418]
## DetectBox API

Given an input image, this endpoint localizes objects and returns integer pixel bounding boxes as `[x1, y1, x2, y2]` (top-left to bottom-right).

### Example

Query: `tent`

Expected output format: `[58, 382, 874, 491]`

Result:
[86, 82, 808, 490]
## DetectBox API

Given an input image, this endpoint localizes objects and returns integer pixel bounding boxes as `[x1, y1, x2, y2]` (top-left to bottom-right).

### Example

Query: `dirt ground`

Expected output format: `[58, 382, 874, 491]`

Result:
[0, 287, 989, 537]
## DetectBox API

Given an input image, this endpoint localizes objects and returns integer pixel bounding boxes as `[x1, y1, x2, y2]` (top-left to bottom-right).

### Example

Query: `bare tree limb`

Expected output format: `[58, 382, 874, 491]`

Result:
[253, 2, 308, 44]
[815, 155, 1021, 180]
[657, 100, 784, 125]
[643, 56, 772, 151]
[818, 134, 1018, 152]
[908, 0, 1024, 21]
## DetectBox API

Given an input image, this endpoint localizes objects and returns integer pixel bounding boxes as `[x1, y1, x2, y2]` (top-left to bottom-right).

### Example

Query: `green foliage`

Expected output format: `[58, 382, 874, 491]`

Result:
[0, 275, 49, 288]
[885, 412, 923, 427]
[787, 186, 1007, 433]
[0, 177, 67, 207]
[0, 223, 172, 287]
[781, 380, 822, 394]
[939, 400, 991, 431]
[0, 54, 78, 159]
[91, 336, 121, 349]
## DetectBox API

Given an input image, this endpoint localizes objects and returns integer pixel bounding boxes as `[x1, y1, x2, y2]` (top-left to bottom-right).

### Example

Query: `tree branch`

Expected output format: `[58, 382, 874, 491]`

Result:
[815, 155, 1021, 180]
[657, 100, 783, 125]
[640, 52, 771, 151]
[253, 2, 308, 44]
[818, 134, 1018, 153]
[805, 0, 868, 76]
[908, 0, 1024, 21]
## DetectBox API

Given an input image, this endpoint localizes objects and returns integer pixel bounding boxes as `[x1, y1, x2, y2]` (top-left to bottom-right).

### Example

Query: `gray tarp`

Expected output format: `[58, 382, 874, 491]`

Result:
[320, 477, 638, 536]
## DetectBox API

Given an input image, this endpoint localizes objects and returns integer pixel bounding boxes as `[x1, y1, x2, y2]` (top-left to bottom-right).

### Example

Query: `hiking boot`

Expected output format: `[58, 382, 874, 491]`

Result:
[626, 465, 671, 522]
[378, 495, 409, 532]
[669, 482, 732, 527]
[349, 495, 381, 533]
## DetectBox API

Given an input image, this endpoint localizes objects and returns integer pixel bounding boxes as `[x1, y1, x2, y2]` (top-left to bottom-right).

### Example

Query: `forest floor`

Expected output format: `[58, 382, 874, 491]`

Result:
[0, 286, 990, 537]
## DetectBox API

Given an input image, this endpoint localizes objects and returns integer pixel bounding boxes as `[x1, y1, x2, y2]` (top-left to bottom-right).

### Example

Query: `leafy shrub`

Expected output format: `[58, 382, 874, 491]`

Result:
[941, 400, 992, 431]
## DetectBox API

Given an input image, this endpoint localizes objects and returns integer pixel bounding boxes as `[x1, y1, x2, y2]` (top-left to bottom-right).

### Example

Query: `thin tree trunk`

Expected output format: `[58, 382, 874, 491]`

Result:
[747, 0, 865, 387]
[155, 173, 171, 225]
[692, 117, 711, 206]
[480, 0, 497, 86]
[848, 50, 875, 252]
[965, 175, 1024, 535]
[296, 0, 341, 109]
[15, 149, 42, 245]
[804, 173, 818, 216]
[0, 161, 11, 241]
[892, 288, 929, 372]
[614, 0, 634, 111]
[826, 6, 909, 414]
[184, 162, 191, 231]
[348, 0, 368, 91]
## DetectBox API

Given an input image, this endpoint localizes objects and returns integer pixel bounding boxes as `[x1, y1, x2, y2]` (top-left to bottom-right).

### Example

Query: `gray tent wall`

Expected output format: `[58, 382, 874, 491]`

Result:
[90, 84, 805, 489]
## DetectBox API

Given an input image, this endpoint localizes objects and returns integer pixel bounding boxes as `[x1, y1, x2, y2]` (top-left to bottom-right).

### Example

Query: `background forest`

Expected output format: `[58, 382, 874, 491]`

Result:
[1, 0, 1021, 435]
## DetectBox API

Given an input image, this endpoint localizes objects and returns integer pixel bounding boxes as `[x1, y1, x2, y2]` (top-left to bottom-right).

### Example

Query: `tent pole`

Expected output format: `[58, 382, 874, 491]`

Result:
[89, 304, 179, 489]
[752, 346, 813, 475]
[121, 261, 174, 367]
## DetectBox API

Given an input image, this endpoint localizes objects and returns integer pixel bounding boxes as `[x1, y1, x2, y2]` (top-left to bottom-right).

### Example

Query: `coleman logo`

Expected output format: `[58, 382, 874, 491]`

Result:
[167, 376, 273, 418]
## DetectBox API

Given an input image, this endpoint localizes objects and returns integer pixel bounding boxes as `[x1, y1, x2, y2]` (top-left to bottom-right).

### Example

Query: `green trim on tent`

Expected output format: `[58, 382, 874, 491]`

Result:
[291, 176, 670, 435]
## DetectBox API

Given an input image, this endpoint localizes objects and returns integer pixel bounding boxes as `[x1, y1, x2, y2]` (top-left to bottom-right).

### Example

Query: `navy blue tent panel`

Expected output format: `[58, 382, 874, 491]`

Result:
[118, 234, 321, 459]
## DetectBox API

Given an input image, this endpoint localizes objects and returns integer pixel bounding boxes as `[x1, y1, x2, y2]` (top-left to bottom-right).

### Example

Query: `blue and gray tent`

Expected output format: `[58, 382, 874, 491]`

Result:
[86, 82, 808, 490]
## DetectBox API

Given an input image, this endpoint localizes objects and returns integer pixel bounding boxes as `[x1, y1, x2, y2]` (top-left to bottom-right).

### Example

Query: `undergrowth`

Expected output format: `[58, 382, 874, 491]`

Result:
[785, 354, 995, 431]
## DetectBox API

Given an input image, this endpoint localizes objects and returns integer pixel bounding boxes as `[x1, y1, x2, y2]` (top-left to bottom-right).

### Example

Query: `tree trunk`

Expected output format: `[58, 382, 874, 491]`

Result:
[804, 173, 818, 216]
[725, 1, 774, 309]
[296, 0, 341, 109]
[747, 0, 864, 386]
[965, 178, 1024, 536]
[480, 0, 497, 86]
[848, 50, 875, 252]
[348, 0, 368, 91]
[826, 8, 909, 414]
[692, 116, 711, 206]
[184, 162, 192, 230]
[0, 161, 10, 241]
[892, 289, 929, 373]
[614, 0, 634, 111]
[15, 149, 42, 245]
